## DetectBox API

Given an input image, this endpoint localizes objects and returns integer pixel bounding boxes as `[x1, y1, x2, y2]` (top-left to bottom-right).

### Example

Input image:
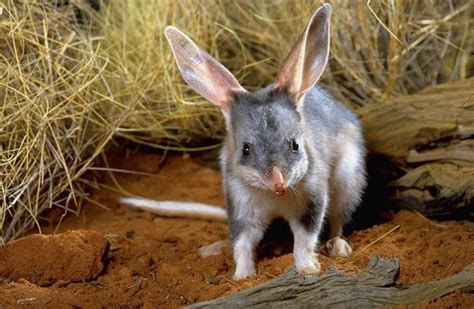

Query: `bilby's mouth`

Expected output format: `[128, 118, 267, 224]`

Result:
[273, 183, 286, 196]
[272, 166, 286, 197]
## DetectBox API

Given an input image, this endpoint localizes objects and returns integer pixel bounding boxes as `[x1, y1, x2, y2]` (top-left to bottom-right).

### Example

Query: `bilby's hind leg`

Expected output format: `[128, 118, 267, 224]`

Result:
[327, 137, 366, 257]
[326, 188, 353, 257]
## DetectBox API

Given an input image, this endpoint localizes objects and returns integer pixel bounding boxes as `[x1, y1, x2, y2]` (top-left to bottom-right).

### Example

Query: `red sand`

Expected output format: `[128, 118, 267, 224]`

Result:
[0, 230, 108, 286]
[0, 153, 473, 308]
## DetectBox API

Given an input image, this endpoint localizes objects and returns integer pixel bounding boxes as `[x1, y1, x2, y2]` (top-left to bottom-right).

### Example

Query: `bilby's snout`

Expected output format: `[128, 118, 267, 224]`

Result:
[271, 166, 286, 196]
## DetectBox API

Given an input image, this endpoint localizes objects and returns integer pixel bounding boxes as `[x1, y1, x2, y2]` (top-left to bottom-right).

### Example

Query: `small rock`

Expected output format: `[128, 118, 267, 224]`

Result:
[431, 238, 443, 248]
[204, 274, 220, 285]
[160, 263, 180, 277]
[199, 240, 229, 258]
[162, 236, 178, 243]
[138, 255, 153, 267]
[131, 255, 154, 275]
[52, 279, 70, 288]
[395, 236, 406, 243]
[119, 267, 132, 279]
[143, 301, 155, 309]
[16, 298, 36, 305]
[126, 231, 135, 239]
[103, 233, 118, 242]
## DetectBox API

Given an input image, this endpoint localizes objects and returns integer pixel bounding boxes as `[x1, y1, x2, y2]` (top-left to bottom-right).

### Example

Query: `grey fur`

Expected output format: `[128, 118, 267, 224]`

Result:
[224, 85, 366, 239]
[221, 85, 366, 279]
[230, 89, 305, 183]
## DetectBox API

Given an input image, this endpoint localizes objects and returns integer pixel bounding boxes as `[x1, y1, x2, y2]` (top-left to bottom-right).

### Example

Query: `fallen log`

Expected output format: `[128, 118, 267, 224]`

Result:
[357, 78, 474, 220]
[191, 256, 474, 308]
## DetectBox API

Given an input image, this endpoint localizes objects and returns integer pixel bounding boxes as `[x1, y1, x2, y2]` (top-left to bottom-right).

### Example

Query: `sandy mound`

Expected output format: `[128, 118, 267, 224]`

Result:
[0, 230, 109, 286]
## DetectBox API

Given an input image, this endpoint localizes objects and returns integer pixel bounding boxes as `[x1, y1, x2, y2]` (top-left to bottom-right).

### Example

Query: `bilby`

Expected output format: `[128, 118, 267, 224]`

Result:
[121, 3, 366, 280]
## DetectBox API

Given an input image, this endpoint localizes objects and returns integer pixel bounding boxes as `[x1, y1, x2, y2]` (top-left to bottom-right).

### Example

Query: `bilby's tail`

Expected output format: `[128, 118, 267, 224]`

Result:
[119, 197, 227, 222]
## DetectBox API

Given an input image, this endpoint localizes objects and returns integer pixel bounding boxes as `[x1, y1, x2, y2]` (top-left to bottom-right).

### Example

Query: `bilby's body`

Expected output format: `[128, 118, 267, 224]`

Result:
[121, 4, 367, 280]
[221, 85, 365, 279]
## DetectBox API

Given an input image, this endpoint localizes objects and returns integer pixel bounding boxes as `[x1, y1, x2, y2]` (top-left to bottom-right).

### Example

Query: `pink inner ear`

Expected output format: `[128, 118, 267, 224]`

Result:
[275, 4, 331, 103]
[165, 27, 246, 112]
[202, 53, 247, 111]
[275, 35, 306, 100]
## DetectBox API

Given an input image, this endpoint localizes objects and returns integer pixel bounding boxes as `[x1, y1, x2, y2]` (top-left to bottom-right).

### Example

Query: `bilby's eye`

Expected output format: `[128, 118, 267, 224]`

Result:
[290, 139, 299, 153]
[242, 143, 250, 156]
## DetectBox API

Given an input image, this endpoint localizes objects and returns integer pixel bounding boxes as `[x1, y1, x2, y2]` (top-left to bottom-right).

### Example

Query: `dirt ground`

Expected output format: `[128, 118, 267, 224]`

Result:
[0, 153, 473, 308]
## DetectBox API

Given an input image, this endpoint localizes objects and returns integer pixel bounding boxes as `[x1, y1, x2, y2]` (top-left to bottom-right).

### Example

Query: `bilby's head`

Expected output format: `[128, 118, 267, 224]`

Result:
[165, 4, 331, 196]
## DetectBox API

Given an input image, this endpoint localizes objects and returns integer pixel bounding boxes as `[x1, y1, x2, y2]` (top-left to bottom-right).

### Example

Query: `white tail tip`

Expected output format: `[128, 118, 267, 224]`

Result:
[119, 197, 227, 222]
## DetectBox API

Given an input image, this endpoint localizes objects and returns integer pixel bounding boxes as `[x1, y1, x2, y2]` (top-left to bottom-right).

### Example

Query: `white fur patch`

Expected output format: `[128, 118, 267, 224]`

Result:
[226, 176, 312, 280]
[119, 197, 227, 222]
[326, 128, 366, 238]
[337, 141, 363, 179]
[232, 226, 266, 280]
[227, 176, 309, 225]
[290, 220, 321, 276]
[233, 241, 257, 280]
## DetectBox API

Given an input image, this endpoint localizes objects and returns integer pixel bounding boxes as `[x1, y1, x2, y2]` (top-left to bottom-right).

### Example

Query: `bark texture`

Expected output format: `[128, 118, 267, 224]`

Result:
[191, 256, 474, 308]
[357, 78, 474, 219]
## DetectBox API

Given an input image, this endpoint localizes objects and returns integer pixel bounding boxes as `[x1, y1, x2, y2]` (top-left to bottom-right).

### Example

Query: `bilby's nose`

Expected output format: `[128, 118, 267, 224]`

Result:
[271, 166, 286, 197]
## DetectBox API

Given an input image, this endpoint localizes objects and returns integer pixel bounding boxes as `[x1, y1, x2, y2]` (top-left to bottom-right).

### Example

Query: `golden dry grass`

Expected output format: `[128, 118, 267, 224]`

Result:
[206, 0, 473, 106]
[98, 0, 473, 147]
[0, 0, 472, 241]
[95, 1, 228, 150]
[0, 0, 131, 242]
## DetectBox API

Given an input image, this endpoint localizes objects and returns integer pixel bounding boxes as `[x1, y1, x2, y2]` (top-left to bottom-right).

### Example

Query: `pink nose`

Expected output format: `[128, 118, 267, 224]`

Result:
[272, 166, 286, 196]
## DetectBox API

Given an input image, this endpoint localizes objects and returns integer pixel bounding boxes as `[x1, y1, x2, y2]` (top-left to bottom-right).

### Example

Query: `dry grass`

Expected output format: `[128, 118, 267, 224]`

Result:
[98, 0, 473, 148]
[0, 0, 131, 242]
[95, 0, 228, 150]
[0, 0, 472, 242]
[209, 0, 473, 107]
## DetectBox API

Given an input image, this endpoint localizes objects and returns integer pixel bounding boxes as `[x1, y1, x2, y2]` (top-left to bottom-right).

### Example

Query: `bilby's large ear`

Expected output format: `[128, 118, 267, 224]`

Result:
[165, 26, 246, 112]
[275, 4, 331, 104]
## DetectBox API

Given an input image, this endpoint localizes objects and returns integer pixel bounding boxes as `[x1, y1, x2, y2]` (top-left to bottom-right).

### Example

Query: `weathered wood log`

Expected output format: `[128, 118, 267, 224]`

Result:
[190, 256, 474, 308]
[357, 78, 474, 220]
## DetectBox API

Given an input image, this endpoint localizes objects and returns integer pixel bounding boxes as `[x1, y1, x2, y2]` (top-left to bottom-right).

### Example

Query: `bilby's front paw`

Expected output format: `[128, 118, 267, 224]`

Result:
[296, 258, 321, 277]
[326, 236, 352, 257]
[232, 266, 256, 281]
